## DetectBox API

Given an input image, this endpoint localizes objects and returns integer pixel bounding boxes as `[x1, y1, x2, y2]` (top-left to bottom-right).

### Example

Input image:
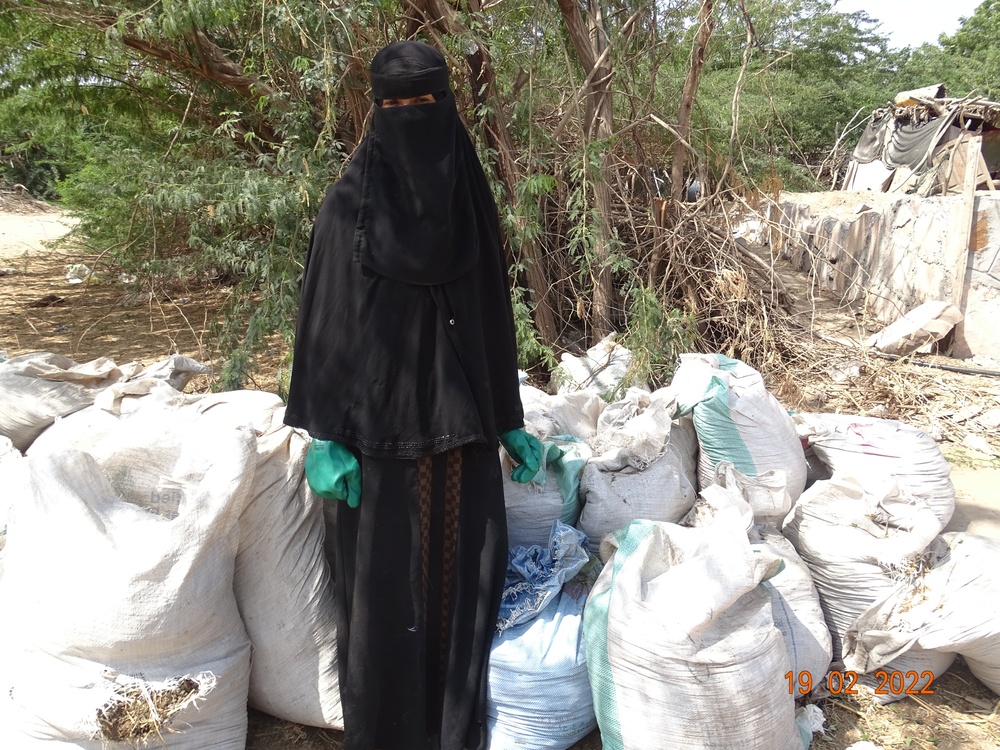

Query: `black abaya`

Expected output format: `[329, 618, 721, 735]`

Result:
[283, 40, 524, 750]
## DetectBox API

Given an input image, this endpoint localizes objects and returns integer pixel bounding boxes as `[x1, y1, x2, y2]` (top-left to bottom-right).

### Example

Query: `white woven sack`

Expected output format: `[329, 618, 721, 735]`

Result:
[589, 387, 679, 469]
[127, 353, 211, 390]
[698, 461, 792, 525]
[678, 474, 832, 692]
[487, 589, 596, 750]
[671, 353, 807, 502]
[679, 479, 755, 534]
[795, 412, 955, 528]
[194, 392, 343, 728]
[752, 525, 833, 692]
[0, 352, 124, 451]
[503, 438, 592, 549]
[781, 476, 954, 701]
[555, 335, 631, 399]
[0, 435, 26, 580]
[521, 385, 606, 440]
[583, 520, 802, 750]
[577, 429, 696, 556]
[26, 379, 196, 458]
[844, 532, 1000, 694]
[28, 387, 344, 728]
[0, 411, 255, 748]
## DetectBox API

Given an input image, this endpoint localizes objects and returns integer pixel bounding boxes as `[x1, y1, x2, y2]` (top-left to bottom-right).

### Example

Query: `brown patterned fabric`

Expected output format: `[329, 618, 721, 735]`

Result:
[417, 454, 433, 615]
[438, 449, 463, 689]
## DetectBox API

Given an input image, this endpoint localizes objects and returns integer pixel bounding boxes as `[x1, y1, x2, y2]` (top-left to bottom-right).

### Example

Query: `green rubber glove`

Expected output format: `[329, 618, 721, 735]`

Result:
[305, 439, 362, 508]
[499, 428, 544, 483]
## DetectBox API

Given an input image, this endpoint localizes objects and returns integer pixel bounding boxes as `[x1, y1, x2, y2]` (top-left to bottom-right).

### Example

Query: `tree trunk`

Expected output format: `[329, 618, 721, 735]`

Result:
[670, 0, 715, 203]
[402, 0, 559, 348]
[555, 0, 615, 339]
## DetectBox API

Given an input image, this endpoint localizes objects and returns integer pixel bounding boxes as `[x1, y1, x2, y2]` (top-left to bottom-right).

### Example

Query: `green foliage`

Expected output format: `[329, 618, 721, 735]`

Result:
[2, 0, 375, 388]
[510, 284, 556, 372]
[57, 121, 334, 390]
[900, 0, 1000, 100]
[6, 0, 998, 392]
[697, 0, 900, 186]
[620, 286, 698, 390]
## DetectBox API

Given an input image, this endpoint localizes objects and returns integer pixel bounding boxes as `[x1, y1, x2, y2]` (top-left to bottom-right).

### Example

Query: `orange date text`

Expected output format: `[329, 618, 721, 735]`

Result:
[785, 670, 935, 696]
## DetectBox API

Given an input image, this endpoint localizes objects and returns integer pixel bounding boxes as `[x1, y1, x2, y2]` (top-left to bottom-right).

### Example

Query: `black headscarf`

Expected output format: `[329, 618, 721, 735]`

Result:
[284, 41, 524, 458]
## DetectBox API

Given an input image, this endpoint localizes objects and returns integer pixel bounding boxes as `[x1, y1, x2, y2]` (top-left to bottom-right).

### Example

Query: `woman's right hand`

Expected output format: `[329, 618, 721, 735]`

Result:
[305, 439, 362, 508]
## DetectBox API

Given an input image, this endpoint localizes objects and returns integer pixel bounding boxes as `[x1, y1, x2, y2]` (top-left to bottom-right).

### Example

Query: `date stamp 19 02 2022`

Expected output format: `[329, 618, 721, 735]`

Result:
[787, 670, 936, 696]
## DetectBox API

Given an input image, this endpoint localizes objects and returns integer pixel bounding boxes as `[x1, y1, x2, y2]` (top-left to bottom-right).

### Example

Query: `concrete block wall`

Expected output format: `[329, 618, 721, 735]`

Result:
[767, 191, 1000, 358]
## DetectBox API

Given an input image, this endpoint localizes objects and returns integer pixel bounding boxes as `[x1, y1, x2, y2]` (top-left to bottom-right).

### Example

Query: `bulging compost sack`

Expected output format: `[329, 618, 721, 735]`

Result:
[844, 532, 1000, 695]
[28, 387, 344, 729]
[488, 525, 596, 750]
[0, 435, 26, 581]
[781, 476, 954, 701]
[554, 335, 631, 399]
[679, 471, 832, 696]
[0, 410, 255, 747]
[583, 520, 802, 750]
[691, 461, 792, 526]
[502, 437, 592, 549]
[196, 392, 343, 729]
[577, 395, 697, 555]
[488, 589, 596, 750]
[521, 384, 607, 440]
[672, 353, 807, 503]
[794, 412, 955, 529]
[0, 352, 124, 451]
[752, 525, 833, 693]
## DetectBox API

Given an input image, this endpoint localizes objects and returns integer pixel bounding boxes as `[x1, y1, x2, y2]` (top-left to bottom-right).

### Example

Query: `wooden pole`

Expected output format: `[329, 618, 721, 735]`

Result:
[947, 133, 981, 349]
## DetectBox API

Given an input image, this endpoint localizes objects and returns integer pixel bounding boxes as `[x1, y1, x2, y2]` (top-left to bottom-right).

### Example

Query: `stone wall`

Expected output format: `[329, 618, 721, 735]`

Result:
[767, 191, 1000, 358]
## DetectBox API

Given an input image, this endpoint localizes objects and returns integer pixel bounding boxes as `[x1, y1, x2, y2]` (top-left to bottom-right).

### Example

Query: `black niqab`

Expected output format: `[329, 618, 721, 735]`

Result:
[356, 89, 479, 285]
[284, 41, 524, 458]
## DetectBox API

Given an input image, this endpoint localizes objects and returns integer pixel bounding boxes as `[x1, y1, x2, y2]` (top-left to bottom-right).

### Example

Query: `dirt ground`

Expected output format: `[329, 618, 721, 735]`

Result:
[2, 192, 999, 749]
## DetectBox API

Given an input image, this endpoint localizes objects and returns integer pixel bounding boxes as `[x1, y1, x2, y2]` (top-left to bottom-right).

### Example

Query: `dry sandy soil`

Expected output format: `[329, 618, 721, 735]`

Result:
[2, 191, 999, 749]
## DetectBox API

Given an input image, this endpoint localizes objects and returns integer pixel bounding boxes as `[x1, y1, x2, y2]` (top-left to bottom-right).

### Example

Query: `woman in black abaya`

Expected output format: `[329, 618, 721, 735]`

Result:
[284, 41, 541, 750]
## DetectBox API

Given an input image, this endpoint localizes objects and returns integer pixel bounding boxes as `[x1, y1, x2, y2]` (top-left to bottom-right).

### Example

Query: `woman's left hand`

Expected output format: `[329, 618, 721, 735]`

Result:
[499, 429, 543, 483]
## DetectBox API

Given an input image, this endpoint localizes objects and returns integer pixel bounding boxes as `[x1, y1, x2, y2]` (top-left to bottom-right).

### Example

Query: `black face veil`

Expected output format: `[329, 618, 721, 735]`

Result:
[354, 41, 479, 285]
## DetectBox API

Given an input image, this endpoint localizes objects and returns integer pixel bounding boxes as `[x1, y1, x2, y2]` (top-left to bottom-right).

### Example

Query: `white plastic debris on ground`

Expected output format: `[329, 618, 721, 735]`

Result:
[554, 335, 631, 399]
[672, 353, 808, 503]
[865, 300, 963, 356]
[0, 408, 255, 747]
[844, 532, 1000, 695]
[25, 383, 344, 730]
[577, 389, 698, 555]
[65, 262, 92, 284]
[782, 476, 955, 702]
[795, 704, 826, 748]
[795, 412, 955, 529]
[584, 520, 803, 750]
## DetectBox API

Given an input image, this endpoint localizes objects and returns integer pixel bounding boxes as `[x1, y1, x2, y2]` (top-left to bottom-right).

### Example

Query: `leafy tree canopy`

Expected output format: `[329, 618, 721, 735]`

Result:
[0, 0, 995, 387]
